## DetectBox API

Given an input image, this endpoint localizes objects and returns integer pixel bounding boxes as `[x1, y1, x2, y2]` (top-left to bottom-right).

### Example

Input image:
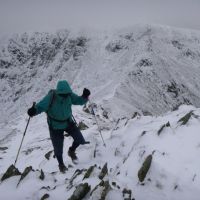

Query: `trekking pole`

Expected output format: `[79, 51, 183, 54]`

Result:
[14, 102, 35, 166]
[88, 99, 106, 147]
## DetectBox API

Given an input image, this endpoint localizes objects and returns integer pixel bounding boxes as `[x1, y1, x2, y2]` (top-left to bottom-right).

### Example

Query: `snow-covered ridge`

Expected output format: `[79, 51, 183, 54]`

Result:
[1, 25, 200, 123]
[0, 105, 200, 200]
[1, 25, 200, 200]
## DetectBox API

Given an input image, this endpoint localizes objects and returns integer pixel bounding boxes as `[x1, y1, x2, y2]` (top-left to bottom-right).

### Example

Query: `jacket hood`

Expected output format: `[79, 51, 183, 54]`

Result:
[56, 80, 72, 94]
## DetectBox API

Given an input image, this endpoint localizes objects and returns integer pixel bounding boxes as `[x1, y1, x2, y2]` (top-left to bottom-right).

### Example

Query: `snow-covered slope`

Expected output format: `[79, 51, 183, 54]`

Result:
[1, 25, 200, 123]
[1, 25, 200, 200]
[0, 105, 200, 200]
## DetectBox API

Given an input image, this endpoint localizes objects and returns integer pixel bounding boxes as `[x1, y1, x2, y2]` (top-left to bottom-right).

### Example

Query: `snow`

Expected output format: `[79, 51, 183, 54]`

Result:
[0, 104, 200, 199]
[1, 25, 200, 199]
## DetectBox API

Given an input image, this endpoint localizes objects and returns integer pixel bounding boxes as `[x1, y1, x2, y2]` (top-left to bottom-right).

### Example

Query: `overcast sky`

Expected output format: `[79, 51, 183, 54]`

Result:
[0, 0, 200, 36]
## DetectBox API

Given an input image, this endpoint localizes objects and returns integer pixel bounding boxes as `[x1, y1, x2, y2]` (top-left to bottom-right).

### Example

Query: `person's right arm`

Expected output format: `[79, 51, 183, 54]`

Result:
[27, 91, 52, 117]
[35, 92, 52, 114]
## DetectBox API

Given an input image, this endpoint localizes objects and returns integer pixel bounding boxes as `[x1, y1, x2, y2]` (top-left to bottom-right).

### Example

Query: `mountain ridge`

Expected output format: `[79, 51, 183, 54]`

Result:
[1, 25, 200, 123]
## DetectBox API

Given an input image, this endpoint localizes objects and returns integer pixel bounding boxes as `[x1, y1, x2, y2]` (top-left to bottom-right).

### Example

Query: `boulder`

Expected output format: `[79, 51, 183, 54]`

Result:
[83, 165, 95, 180]
[40, 193, 50, 200]
[39, 169, 45, 180]
[138, 155, 153, 182]
[45, 150, 53, 160]
[122, 188, 132, 200]
[98, 163, 108, 180]
[78, 121, 89, 130]
[1, 164, 21, 182]
[178, 111, 193, 125]
[90, 180, 111, 200]
[0, 147, 8, 151]
[157, 122, 170, 136]
[68, 183, 90, 200]
[17, 166, 33, 186]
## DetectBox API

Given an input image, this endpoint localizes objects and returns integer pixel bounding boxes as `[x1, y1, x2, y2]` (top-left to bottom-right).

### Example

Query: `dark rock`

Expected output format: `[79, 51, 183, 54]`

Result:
[178, 111, 193, 125]
[157, 122, 170, 136]
[122, 188, 132, 200]
[184, 49, 195, 58]
[157, 124, 166, 136]
[83, 165, 95, 180]
[171, 40, 183, 50]
[99, 163, 108, 180]
[1, 164, 21, 182]
[45, 150, 53, 160]
[68, 164, 74, 168]
[106, 41, 127, 52]
[90, 180, 111, 200]
[40, 186, 51, 191]
[138, 155, 153, 182]
[192, 174, 197, 182]
[78, 121, 89, 130]
[17, 166, 33, 186]
[40, 193, 50, 200]
[142, 111, 152, 116]
[23, 146, 41, 155]
[167, 81, 180, 98]
[174, 185, 178, 190]
[172, 103, 183, 111]
[67, 169, 85, 191]
[102, 110, 109, 119]
[0, 147, 8, 151]
[39, 169, 45, 180]
[132, 112, 140, 119]
[141, 131, 146, 137]
[83, 106, 90, 114]
[0, 59, 11, 68]
[76, 36, 87, 47]
[100, 181, 111, 200]
[137, 58, 152, 67]
[112, 182, 116, 186]
[111, 181, 120, 189]
[68, 183, 90, 200]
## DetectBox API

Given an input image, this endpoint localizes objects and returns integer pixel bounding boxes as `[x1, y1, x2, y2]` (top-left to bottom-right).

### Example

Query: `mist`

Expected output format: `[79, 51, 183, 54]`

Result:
[0, 0, 200, 36]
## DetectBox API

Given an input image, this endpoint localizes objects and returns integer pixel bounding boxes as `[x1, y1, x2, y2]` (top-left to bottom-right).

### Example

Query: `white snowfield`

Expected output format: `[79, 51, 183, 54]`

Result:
[0, 105, 200, 200]
[0, 24, 200, 199]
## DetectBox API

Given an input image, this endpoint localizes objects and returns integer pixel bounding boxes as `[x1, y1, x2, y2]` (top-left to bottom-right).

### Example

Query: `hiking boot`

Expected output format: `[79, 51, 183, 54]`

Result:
[68, 148, 78, 163]
[58, 164, 68, 173]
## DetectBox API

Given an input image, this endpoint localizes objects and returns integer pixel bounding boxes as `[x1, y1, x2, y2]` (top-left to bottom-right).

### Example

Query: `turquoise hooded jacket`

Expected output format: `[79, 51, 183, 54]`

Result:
[35, 80, 88, 130]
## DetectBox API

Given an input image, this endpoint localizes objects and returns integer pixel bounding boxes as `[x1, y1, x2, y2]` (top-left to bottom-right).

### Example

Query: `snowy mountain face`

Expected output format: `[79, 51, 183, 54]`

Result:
[0, 25, 200, 199]
[1, 25, 200, 122]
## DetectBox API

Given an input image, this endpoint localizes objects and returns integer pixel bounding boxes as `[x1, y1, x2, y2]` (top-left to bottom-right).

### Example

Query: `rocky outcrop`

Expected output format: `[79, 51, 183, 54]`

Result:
[1, 164, 21, 182]
[68, 183, 90, 200]
[138, 155, 153, 182]
[98, 163, 108, 180]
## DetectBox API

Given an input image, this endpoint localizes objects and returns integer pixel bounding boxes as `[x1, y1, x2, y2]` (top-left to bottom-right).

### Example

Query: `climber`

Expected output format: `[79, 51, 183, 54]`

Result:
[27, 80, 90, 173]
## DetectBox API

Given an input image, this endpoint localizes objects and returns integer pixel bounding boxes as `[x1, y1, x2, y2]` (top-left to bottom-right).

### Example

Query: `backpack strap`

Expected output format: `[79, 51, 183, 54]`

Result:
[46, 90, 71, 123]
[47, 89, 56, 111]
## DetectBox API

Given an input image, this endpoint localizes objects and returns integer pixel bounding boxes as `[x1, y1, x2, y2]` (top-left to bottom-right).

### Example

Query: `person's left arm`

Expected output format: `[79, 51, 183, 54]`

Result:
[70, 88, 90, 105]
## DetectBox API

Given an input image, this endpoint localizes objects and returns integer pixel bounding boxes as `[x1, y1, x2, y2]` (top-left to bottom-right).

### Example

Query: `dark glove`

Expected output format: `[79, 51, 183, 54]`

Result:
[27, 103, 36, 117]
[82, 88, 90, 99]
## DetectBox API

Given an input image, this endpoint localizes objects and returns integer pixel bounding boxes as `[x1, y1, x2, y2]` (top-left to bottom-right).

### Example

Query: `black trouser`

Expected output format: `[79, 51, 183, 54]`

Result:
[49, 122, 86, 165]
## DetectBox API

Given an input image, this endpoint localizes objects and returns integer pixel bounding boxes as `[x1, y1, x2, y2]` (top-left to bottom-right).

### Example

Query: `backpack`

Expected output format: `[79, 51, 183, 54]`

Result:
[46, 90, 71, 122]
